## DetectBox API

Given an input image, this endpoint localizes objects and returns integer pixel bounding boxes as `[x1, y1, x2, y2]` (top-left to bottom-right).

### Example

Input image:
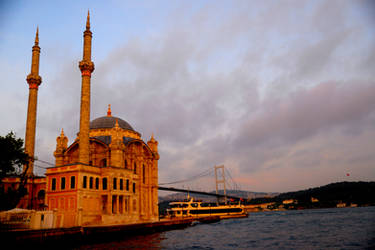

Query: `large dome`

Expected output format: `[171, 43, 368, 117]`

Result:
[90, 116, 135, 131]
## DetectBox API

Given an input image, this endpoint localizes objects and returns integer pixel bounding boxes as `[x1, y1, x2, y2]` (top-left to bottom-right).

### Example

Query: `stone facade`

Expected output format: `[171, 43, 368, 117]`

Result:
[46, 110, 159, 226]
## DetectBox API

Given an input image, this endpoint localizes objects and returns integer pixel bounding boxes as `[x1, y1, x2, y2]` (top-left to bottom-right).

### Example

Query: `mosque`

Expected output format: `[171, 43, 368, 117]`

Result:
[1, 12, 159, 227]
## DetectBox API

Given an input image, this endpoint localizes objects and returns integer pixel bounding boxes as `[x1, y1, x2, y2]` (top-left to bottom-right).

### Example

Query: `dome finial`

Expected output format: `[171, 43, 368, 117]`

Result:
[115, 118, 119, 128]
[150, 132, 156, 143]
[60, 128, 65, 136]
[107, 104, 112, 117]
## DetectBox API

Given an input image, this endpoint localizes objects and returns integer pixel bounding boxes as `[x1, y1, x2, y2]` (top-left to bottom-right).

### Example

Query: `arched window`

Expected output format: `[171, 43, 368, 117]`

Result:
[89, 177, 94, 189]
[61, 177, 66, 190]
[102, 178, 108, 190]
[134, 162, 137, 174]
[95, 178, 99, 189]
[83, 176, 87, 188]
[100, 158, 107, 167]
[124, 160, 128, 169]
[120, 179, 123, 190]
[70, 176, 76, 189]
[37, 190, 45, 200]
[51, 178, 56, 191]
[113, 178, 117, 190]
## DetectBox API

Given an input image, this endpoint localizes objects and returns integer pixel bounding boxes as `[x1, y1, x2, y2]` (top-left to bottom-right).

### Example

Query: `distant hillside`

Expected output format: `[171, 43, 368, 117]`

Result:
[159, 189, 279, 203]
[248, 181, 375, 207]
[158, 182, 375, 214]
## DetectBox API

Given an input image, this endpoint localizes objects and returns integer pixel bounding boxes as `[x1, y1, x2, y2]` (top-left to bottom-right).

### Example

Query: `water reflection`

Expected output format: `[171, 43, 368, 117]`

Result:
[73, 207, 375, 249]
[76, 232, 163, 250]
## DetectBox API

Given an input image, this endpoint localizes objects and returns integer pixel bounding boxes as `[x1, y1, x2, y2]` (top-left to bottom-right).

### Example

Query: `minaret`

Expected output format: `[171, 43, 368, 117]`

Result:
[110, 118, 123, 167]
[107, 104, 112, 117]
[78, 11, 95, 165]
[54, 129, 68, 167]
[147, 133, 159, 219]
[24, 27, 42, 176]
[147, 133, 159, 158]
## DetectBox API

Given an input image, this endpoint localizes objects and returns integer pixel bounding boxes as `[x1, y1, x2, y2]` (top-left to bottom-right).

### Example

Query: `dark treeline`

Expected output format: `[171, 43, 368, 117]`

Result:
[247, 181, 375, 208]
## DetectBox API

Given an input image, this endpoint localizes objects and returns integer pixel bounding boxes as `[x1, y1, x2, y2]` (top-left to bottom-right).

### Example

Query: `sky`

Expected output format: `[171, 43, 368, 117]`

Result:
[0, 0, 374, 193]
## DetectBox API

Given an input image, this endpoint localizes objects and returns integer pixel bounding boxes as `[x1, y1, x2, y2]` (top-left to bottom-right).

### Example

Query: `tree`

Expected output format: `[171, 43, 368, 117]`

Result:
[0, 132, 28, 180]
[0, 132, 29, 210]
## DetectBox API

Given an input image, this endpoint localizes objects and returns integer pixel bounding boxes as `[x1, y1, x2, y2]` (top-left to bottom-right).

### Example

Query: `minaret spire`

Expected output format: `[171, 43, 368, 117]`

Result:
[78, 12, 95, 165]
[24, 26, 42, 176]
[86, 10, 90, 30]
[107, 104, 112, 117]
[35, 27, 39, 45]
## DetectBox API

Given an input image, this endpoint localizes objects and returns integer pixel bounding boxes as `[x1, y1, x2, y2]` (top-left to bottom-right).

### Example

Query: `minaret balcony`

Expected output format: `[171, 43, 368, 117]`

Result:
[26, 74, 42, 86]
[79, 60, 95, 73]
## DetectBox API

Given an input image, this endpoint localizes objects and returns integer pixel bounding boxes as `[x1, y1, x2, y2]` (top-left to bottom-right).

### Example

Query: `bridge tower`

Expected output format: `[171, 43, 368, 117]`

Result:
[215, 165, 227, 204]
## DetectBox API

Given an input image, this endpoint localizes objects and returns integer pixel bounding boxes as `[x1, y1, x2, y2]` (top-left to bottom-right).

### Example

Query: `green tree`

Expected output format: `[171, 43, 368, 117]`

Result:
[0, 132, 29, 210]
[0, 132, 28, 179]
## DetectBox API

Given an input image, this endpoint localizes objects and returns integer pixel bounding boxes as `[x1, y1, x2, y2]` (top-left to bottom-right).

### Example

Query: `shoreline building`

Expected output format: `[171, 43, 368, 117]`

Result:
[45, 12, 159, 227]
[1, 13, 159, 228]
[46, 105, 159, 226]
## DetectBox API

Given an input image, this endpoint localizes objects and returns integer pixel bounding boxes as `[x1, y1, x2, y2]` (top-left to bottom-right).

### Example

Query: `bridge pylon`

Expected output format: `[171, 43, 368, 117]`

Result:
[215, 165, 227, 204]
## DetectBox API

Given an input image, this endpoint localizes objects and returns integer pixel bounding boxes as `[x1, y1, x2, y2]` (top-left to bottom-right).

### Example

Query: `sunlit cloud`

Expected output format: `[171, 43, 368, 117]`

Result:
[1, 0, 374, 192]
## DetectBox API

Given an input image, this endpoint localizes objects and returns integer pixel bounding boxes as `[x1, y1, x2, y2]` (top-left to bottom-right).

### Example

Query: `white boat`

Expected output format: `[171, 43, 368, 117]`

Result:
[166, 197, 248, 219]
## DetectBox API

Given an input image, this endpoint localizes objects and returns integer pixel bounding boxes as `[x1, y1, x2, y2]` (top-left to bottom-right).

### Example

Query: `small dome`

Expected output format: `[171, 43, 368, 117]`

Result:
[90, 116, 135, 131]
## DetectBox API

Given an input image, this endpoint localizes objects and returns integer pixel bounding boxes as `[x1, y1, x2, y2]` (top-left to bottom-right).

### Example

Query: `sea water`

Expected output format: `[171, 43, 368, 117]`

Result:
[76, 206, 375, 249]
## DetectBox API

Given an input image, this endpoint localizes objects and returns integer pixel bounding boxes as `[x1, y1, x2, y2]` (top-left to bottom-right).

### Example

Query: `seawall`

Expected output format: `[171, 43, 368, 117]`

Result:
[0, 216, 221, 247]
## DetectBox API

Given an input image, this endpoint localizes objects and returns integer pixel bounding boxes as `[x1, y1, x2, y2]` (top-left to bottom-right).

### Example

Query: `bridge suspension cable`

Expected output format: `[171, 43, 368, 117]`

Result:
[158, 167, 213, 185]
[158, 165, 246, 201]
[159, 165, 240, 193]
[224, 168, 240, 191]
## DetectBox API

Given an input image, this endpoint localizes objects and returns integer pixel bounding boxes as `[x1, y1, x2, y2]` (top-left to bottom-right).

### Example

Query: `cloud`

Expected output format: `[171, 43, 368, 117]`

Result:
[2, 1, 375, 191]
[156, 80, 375, 191]
[235, 81, 375, 148]
[86, 2, 375, 191]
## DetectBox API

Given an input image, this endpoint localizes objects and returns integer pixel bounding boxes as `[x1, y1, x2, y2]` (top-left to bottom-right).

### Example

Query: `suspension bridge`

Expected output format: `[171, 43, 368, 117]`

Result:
[158, 165, 246, 201]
